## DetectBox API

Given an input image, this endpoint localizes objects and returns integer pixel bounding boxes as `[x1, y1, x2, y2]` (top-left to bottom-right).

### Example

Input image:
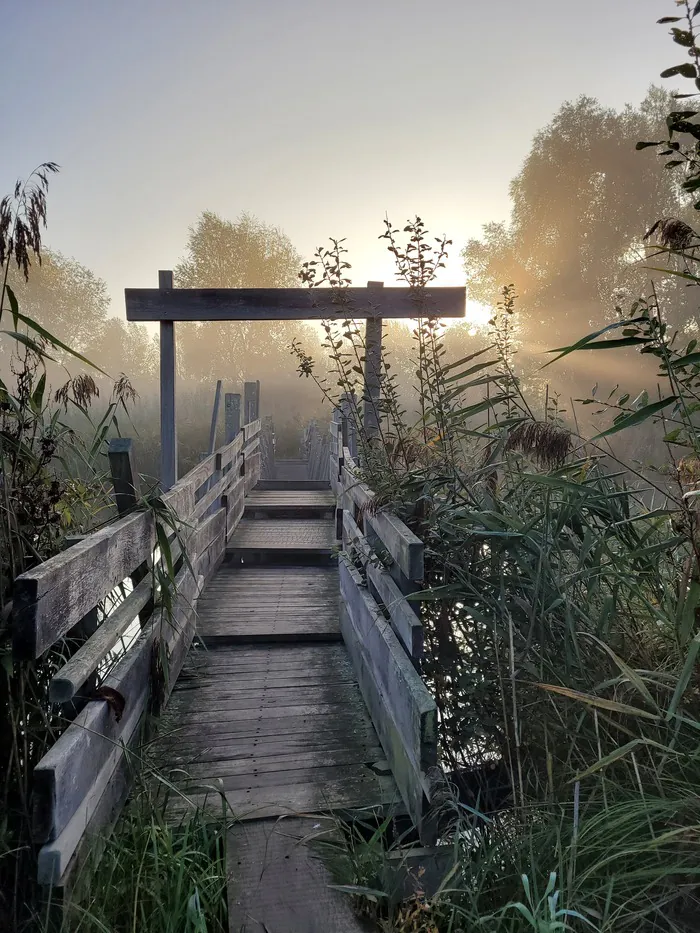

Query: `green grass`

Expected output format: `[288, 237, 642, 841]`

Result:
[55, 781, 229, 933]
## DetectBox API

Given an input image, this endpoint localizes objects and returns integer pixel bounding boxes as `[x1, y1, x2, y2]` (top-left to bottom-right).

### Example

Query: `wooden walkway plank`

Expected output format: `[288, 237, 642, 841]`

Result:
[226, 518, 336, 555]
[227, 818, 368, 933]
[196, 564, 341, 644]
[167, 775, 398, 822]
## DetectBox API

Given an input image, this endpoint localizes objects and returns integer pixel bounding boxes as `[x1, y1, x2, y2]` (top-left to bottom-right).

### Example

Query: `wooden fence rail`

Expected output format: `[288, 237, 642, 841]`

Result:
[11, 415, 261, 888]
[329, 408, 440, 843]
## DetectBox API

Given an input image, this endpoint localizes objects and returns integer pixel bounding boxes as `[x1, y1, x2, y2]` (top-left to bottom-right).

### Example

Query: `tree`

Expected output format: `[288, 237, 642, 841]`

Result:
[172, 211, 321, 385]
[2, 249, 155, 380]
[462, 89, 694, 350]
[175, 211, 301, 288]
[8, 249, 111, 355]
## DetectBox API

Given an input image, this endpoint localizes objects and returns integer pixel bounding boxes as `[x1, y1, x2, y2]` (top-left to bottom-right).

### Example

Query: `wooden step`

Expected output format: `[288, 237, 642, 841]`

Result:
[226, 518, 336, 558]
[245, 488, 335, 520]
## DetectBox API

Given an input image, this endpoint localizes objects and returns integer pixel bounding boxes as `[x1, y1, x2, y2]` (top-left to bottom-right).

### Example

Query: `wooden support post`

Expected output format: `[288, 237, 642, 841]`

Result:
[225, 393, 241, 443]
[159, 270, 177, 491]
[340, 391, 357, 460]
[364, 281, 383, 440]
[208, 380, 222, 454]
[244, 380, 260, 424]
[108, 437, 150, 593]
[108, 437, 142, 518]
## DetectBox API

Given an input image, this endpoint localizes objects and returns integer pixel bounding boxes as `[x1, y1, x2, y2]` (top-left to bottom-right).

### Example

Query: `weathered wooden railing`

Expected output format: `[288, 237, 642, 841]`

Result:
[329, 414, 440, 842]
[11, 418, 261, 888]
[302, 418, 330, 482]
[260, 414, 276, 479]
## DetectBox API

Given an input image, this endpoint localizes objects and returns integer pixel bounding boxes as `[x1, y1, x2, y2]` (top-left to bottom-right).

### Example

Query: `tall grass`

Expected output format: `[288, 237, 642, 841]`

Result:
[293, 216, 700, 931]
[57, 777, 229, 933]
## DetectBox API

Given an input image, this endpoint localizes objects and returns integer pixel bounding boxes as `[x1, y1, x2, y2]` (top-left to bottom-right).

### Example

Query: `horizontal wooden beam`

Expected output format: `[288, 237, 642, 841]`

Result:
[125, 286, 466, 322]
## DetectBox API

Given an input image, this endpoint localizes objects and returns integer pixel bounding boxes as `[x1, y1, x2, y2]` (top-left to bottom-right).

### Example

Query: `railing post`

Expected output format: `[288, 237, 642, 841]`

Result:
[159, 269, 177, 491]
[208, 379, 223, 454]
[225, 393, 241, 443]
[108, 437, 151, 595]
[340, 391, 357, 460]
[261, 415, 276, 479]
[244, 380, 260, 424]
[364, 281, 383, 440]
[108, 437, 142, 517]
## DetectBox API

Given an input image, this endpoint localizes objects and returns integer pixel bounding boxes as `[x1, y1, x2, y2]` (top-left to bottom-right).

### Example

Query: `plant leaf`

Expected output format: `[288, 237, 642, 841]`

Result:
[13, 309, 108, 375]
[666, 632, 700, 720]
[592, 397, 678, 440]
[537, 683, 662, 721]
[0, 331, 55, 361]
[543, 318, 648, 368]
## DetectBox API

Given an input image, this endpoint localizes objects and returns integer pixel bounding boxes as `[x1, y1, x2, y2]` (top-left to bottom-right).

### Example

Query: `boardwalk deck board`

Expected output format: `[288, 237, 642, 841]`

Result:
[156, 512, 399, 828]
[226, 518, 336, 554]
[196, 563, 341, 642]
[246, 490, 335, 505]
[227, 818, 368, 933]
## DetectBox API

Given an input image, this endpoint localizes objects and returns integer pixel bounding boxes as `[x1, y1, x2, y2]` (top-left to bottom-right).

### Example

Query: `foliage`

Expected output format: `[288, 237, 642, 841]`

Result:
[295, 203, 700, 930]
[4, 249, 155, 378]
[58, 777, 228, 933]
[462, 89, 695, 347]
[170, 210, 328, 429]
[174, 210, 301, 289]
[637, 1, 700, 207]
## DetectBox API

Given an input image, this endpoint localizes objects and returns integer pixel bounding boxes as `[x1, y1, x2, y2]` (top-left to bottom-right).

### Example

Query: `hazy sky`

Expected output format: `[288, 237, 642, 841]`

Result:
[3, 0, 677, 324]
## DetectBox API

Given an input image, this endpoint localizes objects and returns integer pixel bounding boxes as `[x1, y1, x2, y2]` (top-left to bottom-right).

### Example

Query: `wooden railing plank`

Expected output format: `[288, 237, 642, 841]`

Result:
[13, 511, 156, 660]
[366, 563, 423, 661]
[33, 562, 203, 846]
[364, 512, 424, 583]
[36, 693, 145, 884]
[342, 510, 423, 661]
[342, 510, 371, 566]
[219, 432, 244, 471]
[32, 626, 154, 843]
[243, 419, 261, 443]
[49, 574, 153, 704]
[340, 463, 424, 582]
[339, 561, 436, 769]
[338, 561, 436, 839]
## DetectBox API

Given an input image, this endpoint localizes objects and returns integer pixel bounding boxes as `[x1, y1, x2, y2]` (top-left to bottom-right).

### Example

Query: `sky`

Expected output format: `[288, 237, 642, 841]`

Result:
[2, 0, 679, 326]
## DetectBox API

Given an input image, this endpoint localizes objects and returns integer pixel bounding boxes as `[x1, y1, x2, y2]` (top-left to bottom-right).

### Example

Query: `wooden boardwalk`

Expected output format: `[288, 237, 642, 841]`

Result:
[155, 485, 399, 930]
[17, 435, 438, 931]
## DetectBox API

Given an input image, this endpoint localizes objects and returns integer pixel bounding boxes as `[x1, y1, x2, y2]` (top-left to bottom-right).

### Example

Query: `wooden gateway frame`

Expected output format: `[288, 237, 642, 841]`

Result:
[125, 273, 466, 489]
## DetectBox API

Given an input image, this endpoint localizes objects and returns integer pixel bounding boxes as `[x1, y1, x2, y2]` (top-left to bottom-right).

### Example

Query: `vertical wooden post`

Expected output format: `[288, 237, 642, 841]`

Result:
[108, 437, 150, 592]
[208, 380, 222, 454]
[340, 391, 357, 460]
[364, 281, 383, 440]
[108, 437, 142, 517]
[159, 270, 177, 491]
[225, 393, 241, 443]
[244, 380, 260, 423]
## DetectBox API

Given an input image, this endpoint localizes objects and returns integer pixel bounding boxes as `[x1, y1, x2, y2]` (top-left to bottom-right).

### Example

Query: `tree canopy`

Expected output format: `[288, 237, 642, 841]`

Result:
[4, 249, 154, 379]
[174, 211, 301, 289]
[462, 88, 693, 349]
[172, 211, 321, 385]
